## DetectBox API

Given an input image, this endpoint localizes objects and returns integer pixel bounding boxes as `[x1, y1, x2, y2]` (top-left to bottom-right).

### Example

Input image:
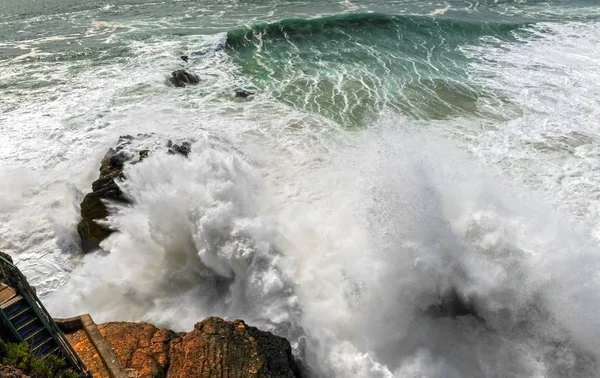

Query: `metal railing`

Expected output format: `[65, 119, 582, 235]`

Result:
[0, 256, 91, 377]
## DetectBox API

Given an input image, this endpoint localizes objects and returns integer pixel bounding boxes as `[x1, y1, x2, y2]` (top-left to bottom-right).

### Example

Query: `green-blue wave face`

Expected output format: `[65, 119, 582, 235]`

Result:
[226, 13, 528, 126]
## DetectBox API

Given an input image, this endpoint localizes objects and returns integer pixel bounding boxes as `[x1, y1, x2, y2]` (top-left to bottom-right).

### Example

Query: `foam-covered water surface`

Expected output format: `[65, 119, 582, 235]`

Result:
[2, 0, 600, 376]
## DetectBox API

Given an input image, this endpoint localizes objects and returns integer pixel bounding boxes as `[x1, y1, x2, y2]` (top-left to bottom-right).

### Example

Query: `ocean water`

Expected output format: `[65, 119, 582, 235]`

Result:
[2, 0, 600, 376]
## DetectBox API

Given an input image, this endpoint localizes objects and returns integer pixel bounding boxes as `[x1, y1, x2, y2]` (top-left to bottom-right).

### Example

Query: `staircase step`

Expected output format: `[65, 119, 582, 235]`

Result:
[31, 337, 54, 357]
[17, 320, 43, 338]
[12, 312, 36, 328]
[24, 328, 48, 344]
[9, 306, 31, 321]
[2, 296, 25, 315]
[0, 284, 16, 304]
[41, 346, 59, 360]
[31, 335, 52, 349]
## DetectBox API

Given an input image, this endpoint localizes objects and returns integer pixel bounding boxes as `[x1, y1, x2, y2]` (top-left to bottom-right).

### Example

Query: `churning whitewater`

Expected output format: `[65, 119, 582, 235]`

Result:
[2, 0, 600, 376]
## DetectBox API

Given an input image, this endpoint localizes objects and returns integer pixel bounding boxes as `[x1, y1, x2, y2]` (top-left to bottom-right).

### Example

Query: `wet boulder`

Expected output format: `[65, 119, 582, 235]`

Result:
[167, 140, 192, 157]
[170, 70, 200, 88]
[78, 136, 195, 253]
[77, 137, 133, 253]
[234, 89, 255, 98]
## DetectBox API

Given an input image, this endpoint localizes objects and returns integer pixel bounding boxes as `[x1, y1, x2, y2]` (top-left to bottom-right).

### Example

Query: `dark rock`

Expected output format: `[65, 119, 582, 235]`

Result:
[234, 89, 255, 98]
[180, 55, 189, 63]
[168, 141, 192, 157]
[425, 290, 480, 319]
[78, 136, 195, 253]
[77, 147, 132, 253]
[170, 70, 200, 88]
[0, 251, 13, 264]
[138, 149, 150, 162]
[0, 251, 21, 288]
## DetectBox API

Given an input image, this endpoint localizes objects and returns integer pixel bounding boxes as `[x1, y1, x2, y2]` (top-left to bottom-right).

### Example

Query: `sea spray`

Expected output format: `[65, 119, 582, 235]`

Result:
[49, 136, 302, 334]
[2, 0, 600, 376]
[290, 127, 600, 377]
[48, 126, 600, 377]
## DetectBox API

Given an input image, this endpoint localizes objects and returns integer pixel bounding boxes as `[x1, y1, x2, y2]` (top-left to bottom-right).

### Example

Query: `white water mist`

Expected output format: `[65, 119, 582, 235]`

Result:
[48, 127, 600, 377]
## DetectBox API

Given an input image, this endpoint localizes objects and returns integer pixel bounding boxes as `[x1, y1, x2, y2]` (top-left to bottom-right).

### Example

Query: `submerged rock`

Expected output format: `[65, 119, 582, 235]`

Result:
[170, 70, 200, 88]
[180, 55, 189, 63]
[235, 89, 255, 98]
[70, 317, 302, 378]
[167, 141, 192, 157]
[425, 290, 479, 319]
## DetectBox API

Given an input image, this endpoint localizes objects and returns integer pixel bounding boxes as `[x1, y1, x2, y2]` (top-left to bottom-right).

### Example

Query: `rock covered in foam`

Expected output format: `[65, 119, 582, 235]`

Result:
[69, 317, 301, 378]
[77, 135, 194, 253]
[167, 140, 192, 157]
[170, 70, 200, 88]
[77, 136, 133, 253]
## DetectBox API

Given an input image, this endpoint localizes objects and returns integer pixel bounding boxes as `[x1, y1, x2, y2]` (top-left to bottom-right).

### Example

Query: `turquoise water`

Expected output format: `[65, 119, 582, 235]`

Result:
[2, 1, 600, 377]
[1, 0, 598, 126]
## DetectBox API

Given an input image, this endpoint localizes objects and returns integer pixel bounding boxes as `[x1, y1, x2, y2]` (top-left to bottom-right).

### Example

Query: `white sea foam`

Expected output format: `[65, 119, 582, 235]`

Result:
[2, 3, 600, 378]
[46, 126, 600, 377]
[460, 21, 600, 238]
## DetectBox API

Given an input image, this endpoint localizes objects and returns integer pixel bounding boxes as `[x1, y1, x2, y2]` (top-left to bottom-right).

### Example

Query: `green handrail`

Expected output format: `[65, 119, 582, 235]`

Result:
[0, 256, 90, 377]
[0, 303, 23, 343]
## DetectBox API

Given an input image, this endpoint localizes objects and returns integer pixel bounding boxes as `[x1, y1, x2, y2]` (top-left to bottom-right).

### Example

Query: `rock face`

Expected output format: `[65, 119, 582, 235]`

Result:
[168, 318, 300, 378]
[69, 317, 301, 378]
[0, 364, 29, 378]
[77, 136, 133, 253]
[170, 70, 200, 88]
[77, 136, 195, 253]
[0, 251, 20, 289]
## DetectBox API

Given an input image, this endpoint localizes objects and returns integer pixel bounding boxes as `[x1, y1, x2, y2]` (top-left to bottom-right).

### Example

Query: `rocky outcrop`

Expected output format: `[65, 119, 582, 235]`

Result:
[77, 136, 134, 253]
[78, 136, 194, 253]
[234, 90, 255, 99]
[170, 70, 200, 88]
[0, 364, 29, 378]
[0, 252, 13, 264]
[168, 317, 300, 378]
[68, 317, 301, 378]
[0, 251, 22, 289]
[167, 140, 192, 158]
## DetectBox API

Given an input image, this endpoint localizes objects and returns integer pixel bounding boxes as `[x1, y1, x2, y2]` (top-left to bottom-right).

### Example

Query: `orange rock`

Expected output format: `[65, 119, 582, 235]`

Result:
[65, 328, 110, 378]
[71, 317, 301, 378]
[98, 322, 177, 378]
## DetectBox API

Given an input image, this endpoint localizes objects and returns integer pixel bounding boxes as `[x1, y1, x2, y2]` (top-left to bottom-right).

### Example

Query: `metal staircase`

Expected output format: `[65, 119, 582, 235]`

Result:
[2, 295, 60, 358]
[0, 256, 89, 377]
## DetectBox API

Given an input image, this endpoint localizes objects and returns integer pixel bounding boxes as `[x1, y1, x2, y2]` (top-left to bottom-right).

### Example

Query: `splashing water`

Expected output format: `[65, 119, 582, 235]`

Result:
[2, 0, 600, 376]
